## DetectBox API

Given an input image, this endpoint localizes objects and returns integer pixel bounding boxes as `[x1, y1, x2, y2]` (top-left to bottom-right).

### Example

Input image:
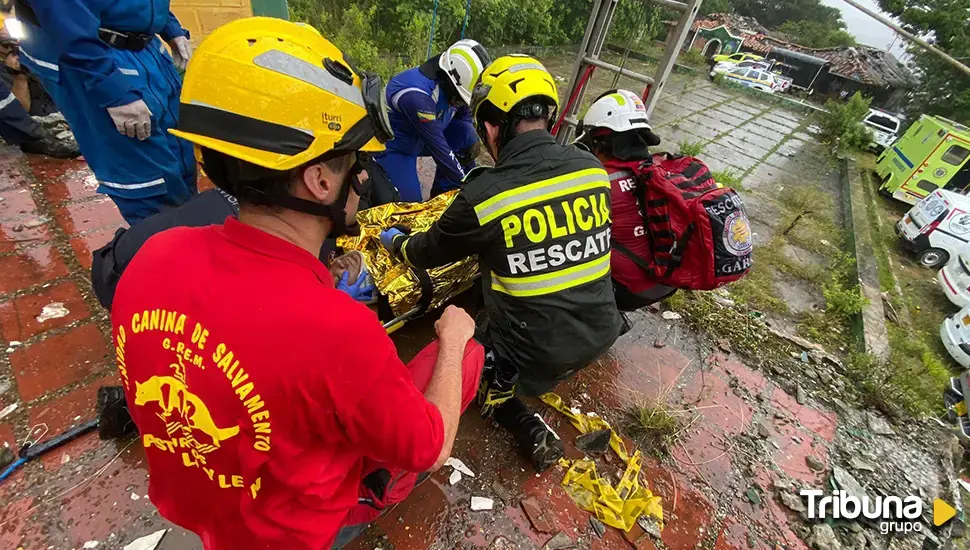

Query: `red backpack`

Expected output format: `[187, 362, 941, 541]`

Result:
[611, 153, 753, 290]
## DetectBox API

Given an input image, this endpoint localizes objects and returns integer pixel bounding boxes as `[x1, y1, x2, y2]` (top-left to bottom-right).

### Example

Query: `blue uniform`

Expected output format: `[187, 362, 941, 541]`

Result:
[376, 59, 478, 202]
[19, 0, 196, 224]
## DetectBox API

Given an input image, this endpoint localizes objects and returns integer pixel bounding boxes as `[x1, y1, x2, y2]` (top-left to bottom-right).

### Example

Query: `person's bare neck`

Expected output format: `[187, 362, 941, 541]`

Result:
[239, 206, 330, 257]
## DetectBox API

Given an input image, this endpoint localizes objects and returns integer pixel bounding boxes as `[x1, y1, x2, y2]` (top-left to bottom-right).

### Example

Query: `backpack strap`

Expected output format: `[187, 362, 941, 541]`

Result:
[626, 161, 696, 279]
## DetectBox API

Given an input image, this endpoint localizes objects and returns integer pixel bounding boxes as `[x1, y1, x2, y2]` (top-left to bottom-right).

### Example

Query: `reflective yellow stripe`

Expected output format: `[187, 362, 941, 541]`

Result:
[453, 49, 480, 88]
[474, 168, 609, 225]
[490, 253, 611, 297]
[400, 237, 414, 267]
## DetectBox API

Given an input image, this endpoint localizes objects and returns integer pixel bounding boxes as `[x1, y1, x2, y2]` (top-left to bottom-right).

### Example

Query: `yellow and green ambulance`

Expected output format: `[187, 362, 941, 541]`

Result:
[877, 115, 970, 205]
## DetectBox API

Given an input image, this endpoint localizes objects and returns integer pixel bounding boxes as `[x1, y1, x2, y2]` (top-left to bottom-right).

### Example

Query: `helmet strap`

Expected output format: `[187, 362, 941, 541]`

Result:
[243, 161, 360, 238]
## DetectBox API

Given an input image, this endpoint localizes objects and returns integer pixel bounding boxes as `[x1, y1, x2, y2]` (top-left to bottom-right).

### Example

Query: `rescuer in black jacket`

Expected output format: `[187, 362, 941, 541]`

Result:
[382, 55, 623, 472]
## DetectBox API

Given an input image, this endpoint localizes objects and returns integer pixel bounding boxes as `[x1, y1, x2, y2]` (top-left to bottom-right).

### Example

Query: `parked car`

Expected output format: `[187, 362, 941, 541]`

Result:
[710, 65, 776, 93]
[896, 189, 970, 268]
[711, 52, 765, 65]
[939, 249, 970, 307]
[877, 114, 970, 205]
[941, 304, 970, 367]
[863, 108, 902, 153]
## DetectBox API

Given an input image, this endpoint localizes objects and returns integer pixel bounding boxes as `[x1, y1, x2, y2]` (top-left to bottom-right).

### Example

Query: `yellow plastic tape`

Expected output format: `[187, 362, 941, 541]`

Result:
[540, 393, 664, 532]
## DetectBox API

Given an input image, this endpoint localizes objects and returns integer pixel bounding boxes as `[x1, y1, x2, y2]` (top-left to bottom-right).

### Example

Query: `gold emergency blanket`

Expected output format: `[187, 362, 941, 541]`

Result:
[541, 393, 664, 533]
[336, 191, 479, 317]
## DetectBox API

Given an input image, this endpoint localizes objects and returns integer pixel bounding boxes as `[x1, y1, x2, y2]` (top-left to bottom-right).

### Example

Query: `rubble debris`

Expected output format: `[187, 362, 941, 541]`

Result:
[806, 455, 825, 471]
[543, 532, 575, 550]
[521, 497, 555, 533]
[808, 523, 842, 550]
[488, 536, 516, 550]
[123, 530, 167, 550]
[718, 339, 732, 353]
[491, 480, 514, 502]
[575, 428, 611, 456]
[745, 485, 762, 505]
[653, 338, 667, 349]
[757, 421, 772, 438]
[662, 311, 682, 320]
[637, 516, 663, 538]
[589, 517, 606, 539]
[36, 302, 69, 323]
[0, 403, 18, 421]
[796, 385, 807, 405]
[445, 457, 475, 477]
[779, 490, 807, 512]
[449, 470, 462, 485]
[471, 496, 494, 511]
[848, 456, 876, 472]
[82, 542, 99, 549]
[867, 413, 895, 436]
[800, 351, 810, 363]
[832, 466, 868, 500]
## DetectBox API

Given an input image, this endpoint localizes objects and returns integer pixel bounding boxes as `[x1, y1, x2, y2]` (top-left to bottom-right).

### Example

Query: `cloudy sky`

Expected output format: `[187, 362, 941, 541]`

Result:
[817, 0, 911, 59]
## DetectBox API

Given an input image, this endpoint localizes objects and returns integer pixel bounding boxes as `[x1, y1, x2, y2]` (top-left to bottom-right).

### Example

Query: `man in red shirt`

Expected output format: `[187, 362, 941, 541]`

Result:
[111, 18, 483, 549]
[578, 90, 677, 310]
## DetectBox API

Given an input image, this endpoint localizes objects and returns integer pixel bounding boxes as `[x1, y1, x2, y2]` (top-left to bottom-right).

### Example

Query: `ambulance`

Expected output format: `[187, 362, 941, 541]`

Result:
[877, 115, 970, 205]
[939, 249, 970, 307]
[895, 189, 970, 268]
[941, 304, 970, 368]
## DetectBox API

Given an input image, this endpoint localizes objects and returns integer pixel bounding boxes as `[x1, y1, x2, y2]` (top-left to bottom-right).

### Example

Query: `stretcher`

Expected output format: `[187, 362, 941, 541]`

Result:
[336, 191, 481, 334]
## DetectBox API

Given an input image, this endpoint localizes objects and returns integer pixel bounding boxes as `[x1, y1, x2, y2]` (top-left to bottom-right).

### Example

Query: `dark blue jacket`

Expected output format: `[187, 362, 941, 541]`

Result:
[385, 58, 476, 184]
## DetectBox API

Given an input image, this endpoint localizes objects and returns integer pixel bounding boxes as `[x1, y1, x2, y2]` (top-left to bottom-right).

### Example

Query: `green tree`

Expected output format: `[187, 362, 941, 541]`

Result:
[778, 19, 857, 48]
[729, 0, 845, 29]
[876, 0, 970, 124]
[700, 0, 732, 16]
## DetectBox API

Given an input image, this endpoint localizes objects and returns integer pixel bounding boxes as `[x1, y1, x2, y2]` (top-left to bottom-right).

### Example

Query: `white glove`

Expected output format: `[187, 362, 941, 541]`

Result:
[168, 35, 193, 71]
[106, 99, 153, 140]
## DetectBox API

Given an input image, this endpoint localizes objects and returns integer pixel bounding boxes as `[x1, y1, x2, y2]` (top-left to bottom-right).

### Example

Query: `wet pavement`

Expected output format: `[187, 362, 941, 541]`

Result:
[0, 78, 841, 550]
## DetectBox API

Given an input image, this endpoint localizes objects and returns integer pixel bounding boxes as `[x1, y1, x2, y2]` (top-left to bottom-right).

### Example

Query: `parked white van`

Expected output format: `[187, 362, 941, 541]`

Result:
[941, 304, 970, 368]
[939, 250, 970, 307]
[896, 189, 970, 268]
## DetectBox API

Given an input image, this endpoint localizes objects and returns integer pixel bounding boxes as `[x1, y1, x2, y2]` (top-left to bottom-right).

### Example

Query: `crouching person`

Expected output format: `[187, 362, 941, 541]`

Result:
[578, 90, 677, 311]
[110, 19, 483, 549]
[381, 56, 623, 473]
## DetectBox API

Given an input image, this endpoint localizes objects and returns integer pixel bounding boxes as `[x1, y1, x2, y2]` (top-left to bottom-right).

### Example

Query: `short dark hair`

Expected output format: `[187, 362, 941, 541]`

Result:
[200, 148, 353, 208]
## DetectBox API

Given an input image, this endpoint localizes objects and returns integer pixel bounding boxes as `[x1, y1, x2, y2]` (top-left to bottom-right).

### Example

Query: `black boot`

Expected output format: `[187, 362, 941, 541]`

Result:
[97, 385, 137, 439]
[494, 398, 564, 473]
[20, 133, 81, 159]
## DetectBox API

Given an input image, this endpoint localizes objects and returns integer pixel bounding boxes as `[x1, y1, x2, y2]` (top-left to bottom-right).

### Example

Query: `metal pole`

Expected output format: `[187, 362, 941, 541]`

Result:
[460, 0, 472, 39]
[840, 0, 970, 78]
[642, 0, 704, 117]
[427, 0, 439, 60]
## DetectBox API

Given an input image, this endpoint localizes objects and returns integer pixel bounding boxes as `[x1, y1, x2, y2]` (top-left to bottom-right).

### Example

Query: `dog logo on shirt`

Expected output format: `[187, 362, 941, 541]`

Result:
[134, 358, 239, 454]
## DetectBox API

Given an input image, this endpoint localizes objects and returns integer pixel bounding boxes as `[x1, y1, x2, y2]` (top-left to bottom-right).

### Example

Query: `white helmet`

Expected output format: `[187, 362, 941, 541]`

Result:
[439, 39, 491, 105]
[578, 89, 660, 146]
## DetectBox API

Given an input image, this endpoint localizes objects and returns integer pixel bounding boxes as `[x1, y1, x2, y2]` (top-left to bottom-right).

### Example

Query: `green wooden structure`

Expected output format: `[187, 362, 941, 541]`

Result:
[251, 0, 289, 19]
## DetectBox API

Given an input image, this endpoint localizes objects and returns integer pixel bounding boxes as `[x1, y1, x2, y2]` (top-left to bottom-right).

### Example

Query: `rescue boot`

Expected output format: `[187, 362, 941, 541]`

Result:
[20, 133, 81, 159]
[494, 397, 564, 473]
[477, 351, 518, 418]
[97, 385, 137, 440]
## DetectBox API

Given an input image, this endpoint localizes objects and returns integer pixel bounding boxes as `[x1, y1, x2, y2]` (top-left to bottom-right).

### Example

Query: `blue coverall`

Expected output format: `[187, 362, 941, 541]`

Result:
[19, 0, 196, 224]
[376, 62, 479, 202]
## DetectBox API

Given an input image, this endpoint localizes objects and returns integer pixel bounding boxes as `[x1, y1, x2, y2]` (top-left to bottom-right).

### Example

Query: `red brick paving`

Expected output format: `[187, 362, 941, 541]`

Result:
[0, 244, 69, 295]
[53, 196, 125, 236]
[10, 322, 110, 401]
[0, 280, 91, 342]
[0, 148, 842, 549]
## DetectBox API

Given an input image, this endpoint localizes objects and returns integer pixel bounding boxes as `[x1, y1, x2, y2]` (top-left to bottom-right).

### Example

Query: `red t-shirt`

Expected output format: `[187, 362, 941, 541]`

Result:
[607, 166, 655, 294]
[111, 217, 444, 550]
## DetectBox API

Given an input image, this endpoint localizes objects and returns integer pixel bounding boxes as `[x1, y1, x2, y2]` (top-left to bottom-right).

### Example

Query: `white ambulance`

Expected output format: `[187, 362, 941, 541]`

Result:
[939, 250, 970, 307]
[896, 189, 970, 268]
[942, 304, 970, 368]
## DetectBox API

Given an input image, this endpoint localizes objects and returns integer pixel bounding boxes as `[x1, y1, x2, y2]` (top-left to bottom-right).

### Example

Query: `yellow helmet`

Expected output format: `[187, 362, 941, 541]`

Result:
[170, 17, 393, 171]
[470, 54, 559, 129]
